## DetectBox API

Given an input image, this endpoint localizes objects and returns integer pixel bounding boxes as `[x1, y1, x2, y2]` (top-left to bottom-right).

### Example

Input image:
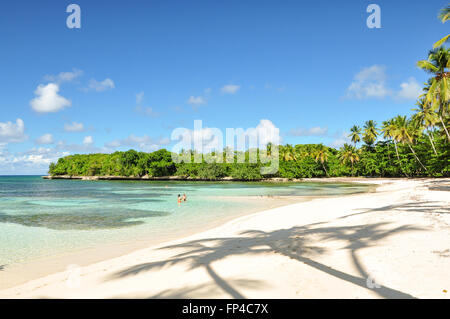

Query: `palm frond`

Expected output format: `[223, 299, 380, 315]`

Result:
[417, 60, 439, 73]
[438, 5, 450, 22]
[433, 34, 450, 49]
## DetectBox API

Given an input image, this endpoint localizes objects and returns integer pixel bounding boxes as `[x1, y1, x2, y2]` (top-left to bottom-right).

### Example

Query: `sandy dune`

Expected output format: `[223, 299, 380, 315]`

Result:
[1, 178, 449, 299]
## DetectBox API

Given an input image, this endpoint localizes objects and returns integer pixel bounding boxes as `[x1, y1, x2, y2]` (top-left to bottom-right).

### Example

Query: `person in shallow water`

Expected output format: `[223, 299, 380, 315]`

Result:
[177, 194, 182, 206]
[182, 193, 187, 202]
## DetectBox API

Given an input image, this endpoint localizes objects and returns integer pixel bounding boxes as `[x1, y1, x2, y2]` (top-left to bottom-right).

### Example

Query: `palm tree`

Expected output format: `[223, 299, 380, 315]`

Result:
[417, 47, 450, 141]
[280, 144, 296, 162]
[382, 118, 409, 177]
[412, 98, 439, 155]
[393, 116, 428, 171]
[439, 5, 450, 21]
[381, 120, 394, 142]
[266, 142, 273, 157]
[312, 144, 329, 176]
[259, 142, 279, 166]
[362, 120, 378, 147]
[434, 5, 450, 48]
[348, 125, 362, 147]
[380, 120, 393, 161]
[294, 145, 309, 160]
[223, 146, 234, 163]
[338, 144, 359, 176]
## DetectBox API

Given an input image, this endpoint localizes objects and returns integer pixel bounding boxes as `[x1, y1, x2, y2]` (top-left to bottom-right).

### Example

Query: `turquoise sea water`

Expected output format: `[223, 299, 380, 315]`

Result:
[0, 176, 370, 268]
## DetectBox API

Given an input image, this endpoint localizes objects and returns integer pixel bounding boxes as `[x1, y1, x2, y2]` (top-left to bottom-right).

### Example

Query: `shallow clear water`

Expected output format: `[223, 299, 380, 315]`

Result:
[0, 176, 370, 267]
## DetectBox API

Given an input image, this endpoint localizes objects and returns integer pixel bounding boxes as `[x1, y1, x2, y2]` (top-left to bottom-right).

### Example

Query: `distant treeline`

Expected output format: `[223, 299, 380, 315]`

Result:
[48, 134, 449, 179]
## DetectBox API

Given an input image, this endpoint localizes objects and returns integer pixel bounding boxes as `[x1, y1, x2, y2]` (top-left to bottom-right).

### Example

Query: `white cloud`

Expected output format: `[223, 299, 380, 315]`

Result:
[105, 134, 170, 152]
[0, 146, 70, 175]
[289, 126, 328, 137]
[64, 122, 85, 132]
[35, 133, 54, 145]
[247, 119, 281, 147]
[44, 68, 83, 84]
[187, 96, 206, 105]
[172, 119, 280, 153]
[221, 84, 240, 94]
[19, 148, 67, 166]
[175, 127, 223, 153]
[83, 136, 94, 145]
[346, 65, 391, 99]
[397, 77, 423, 100]
[53, 140, 104, 154]
[134, 106, 160, 117]
[134, 92, 160, 117]
[0, 118, 27, 143]
[136, 91, 145, 104]
[30, 83, 71, 113]
[347, 66, 425, 102]
[105, 140, 121, 148]
[86, 78, 115, 92]
[329, 132, 351, 148]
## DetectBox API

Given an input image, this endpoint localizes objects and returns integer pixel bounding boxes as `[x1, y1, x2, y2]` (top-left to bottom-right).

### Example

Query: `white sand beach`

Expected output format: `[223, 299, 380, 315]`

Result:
[1, 178, 449, 299]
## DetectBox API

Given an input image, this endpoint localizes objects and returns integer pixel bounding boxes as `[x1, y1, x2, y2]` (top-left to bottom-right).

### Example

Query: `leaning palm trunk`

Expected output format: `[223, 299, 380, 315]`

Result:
[393, 140, 408, 177]
[430, 128, 436, 143]
[407, 143, 428, 171]
[427, 130, 438, 155]
[321, 162, 328, 177]
[439, 115, 450, 142]
[393, 140, 400, 161]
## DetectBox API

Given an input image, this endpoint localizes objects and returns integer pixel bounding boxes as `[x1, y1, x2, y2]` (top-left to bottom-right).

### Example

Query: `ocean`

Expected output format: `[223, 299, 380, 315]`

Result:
[0, 176, 370, 269]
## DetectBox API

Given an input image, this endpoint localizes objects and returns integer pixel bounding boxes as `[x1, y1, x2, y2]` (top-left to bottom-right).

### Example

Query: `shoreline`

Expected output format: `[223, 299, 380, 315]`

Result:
[1, 178, 449, 298]
[42, 175, 443, 182]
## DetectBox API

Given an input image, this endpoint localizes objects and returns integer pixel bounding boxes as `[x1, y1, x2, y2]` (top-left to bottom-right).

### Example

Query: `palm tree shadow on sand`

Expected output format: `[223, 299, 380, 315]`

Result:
[107, 220, 425, 299]
[337, 200, 450, 220]
[136, 279, 267, 299]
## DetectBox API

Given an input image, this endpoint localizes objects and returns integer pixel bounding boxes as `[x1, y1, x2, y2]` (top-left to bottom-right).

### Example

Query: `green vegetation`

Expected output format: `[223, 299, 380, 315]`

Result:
[48, 6, 449, 180]
[49, 149, 177, 177]
[433, 5, 450, 48]
[48, 130, 449, 179]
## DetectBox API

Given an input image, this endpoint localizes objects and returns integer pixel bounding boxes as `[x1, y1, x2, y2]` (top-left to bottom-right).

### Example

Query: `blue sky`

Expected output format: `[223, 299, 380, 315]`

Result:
[0, 0, 448, 174]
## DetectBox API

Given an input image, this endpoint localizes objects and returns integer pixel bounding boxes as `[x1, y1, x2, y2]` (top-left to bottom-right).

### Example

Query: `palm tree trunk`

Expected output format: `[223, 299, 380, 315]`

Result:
[393, 140, 400, 161]
[407, 143, 427, 171]
[322, 162, 328, 177]
[386, 143, 391, 162]
[427, 130, 438, 155]
[430, 127, 436, 143]
[393, 140, 408, 177]
[439, 115, 450, 142]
